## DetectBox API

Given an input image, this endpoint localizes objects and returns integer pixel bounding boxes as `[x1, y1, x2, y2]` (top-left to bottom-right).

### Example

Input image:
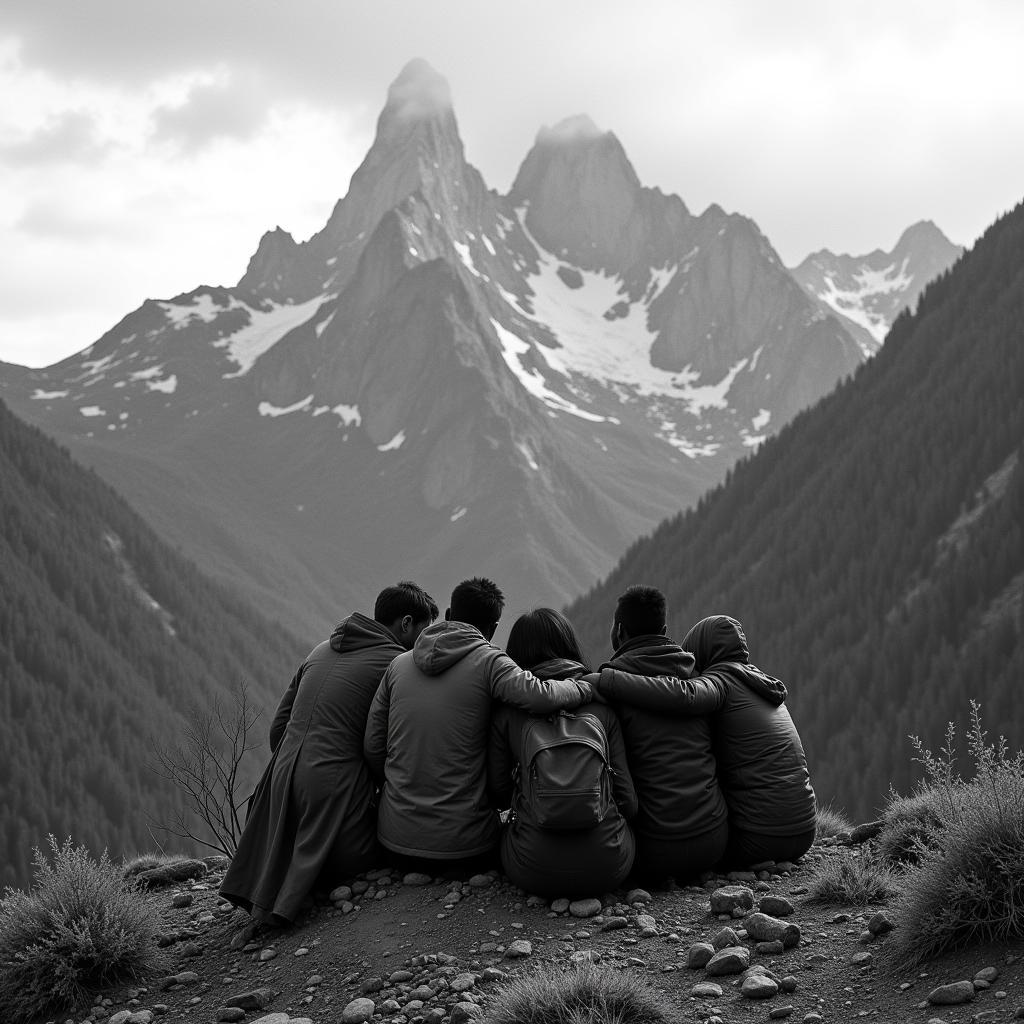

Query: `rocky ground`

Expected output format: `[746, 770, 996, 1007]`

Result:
[66, 841, 1024, 1024]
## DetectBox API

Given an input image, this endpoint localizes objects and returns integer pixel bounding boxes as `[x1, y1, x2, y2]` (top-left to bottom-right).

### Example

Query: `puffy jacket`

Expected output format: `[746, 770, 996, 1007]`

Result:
[595, 635, 728, 839]
[364, 621, 593, 859]
[683, 615, 816, 837]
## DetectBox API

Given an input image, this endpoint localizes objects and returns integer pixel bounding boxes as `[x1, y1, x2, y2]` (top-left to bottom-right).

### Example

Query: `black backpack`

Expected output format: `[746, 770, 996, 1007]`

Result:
[514, 710, 614, 830]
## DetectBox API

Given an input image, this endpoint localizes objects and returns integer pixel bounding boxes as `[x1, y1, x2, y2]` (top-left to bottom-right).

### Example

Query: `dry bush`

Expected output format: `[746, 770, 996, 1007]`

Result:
[815, 802, 854, 840]
[804, 851, 899, 906]
[0, 837, 168, 1021]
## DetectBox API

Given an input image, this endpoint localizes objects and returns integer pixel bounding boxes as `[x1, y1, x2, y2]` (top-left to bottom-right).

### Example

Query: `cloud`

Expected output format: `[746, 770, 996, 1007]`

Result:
[151, 73, 271, 152]
[14, 198, 144, 241]
[0, 109, 109, 165]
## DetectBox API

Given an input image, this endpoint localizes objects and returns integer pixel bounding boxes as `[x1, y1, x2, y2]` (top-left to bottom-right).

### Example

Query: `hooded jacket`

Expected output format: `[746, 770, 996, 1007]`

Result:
[220, 612, 403, 922]
[363, 620, 594, 859]
[683, 615, 816, 837]
[595, 635, 728, 839]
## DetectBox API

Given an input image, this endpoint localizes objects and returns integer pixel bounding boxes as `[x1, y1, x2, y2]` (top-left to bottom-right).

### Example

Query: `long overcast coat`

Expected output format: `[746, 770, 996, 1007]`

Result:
[220, 613, 402, 924]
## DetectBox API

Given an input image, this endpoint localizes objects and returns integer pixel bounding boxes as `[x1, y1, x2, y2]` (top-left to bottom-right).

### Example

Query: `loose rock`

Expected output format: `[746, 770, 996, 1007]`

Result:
[927, 981, 976, 1005]
[709, 885, 754, 915]
[341, 997, 376, 1024]
[705, 946, 751, 976]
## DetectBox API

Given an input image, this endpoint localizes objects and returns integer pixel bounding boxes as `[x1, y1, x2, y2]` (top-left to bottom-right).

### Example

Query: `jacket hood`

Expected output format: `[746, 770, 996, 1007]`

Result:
[604, 635, 695, 677]
[682, 615, 749, 671]
[412, 619, 491, 676]
[682, 615, 787, 705]
[526, 657, 586, 680]
[329, 611, 401, 654]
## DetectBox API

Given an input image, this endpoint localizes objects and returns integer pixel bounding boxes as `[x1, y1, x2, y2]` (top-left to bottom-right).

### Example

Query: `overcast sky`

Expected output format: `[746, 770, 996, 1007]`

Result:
[2, 0, 1022, 367]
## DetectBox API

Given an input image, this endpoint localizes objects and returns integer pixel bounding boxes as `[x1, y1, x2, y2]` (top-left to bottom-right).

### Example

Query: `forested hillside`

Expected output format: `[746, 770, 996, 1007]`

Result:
[0, 398, 307, 887]
[568, 202, 1024, 821]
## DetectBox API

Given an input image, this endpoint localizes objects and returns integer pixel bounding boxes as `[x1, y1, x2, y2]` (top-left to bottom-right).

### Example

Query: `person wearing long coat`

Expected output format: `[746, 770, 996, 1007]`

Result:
[489, 612, 638, 897]
[220, 585, 436, 924]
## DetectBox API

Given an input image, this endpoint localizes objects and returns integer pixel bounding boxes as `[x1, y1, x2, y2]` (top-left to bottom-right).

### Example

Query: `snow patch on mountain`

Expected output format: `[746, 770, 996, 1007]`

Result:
[217, 295, 325, 377]
[377, 431, 406, 451]
[258, 394, 314, 417]
[158, 293, 242, 328]
[31, 388, 70, 400]
[818, 259, 914, 345]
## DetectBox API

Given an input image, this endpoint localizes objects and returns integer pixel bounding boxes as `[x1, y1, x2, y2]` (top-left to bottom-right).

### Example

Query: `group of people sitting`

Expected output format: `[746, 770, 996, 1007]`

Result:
[219, 577, 816, 926]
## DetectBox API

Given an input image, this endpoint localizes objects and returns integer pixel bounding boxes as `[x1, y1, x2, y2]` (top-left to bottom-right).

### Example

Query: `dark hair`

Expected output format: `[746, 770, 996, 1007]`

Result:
[506, 608, 590, 672]
[614, 585, 667, 639]
[374, 581, 439, 626]
[449, 577, 505, 632]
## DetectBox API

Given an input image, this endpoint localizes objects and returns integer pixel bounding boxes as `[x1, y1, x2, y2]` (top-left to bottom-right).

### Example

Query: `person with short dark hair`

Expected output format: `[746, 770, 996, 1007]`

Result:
[489, 608, 637, 897]
[594, 585, 729, 881]
[364, 579, 594, 868]
[220, 581, 438, 925]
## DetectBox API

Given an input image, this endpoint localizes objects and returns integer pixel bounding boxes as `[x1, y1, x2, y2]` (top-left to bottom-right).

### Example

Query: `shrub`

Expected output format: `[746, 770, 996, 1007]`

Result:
[0, 837, 169, 1021]
[804, 851, 899, 906]
[890, 705, 1024, 967]
[815, 802, 854, 840]
[485, 962, 674, 1024]
[874, 787, 946, 866]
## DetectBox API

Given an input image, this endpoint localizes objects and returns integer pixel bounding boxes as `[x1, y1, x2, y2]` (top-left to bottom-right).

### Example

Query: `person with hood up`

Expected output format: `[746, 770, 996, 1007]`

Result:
[489, 608, 638, 897]
[363, 578, 595, 869]
[683, 614, 816, 866]
[593, 586, 730, 881]
[220, 581, 439, 925]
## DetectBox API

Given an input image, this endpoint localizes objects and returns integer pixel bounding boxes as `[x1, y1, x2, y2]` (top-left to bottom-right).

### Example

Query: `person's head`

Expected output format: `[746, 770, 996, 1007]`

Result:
[611, 584, 667, 651]
[682, 615, 748, 672]
[506, 608, 590, 673]
[446, 576, 505, 640]
[374, 580, 439, 650]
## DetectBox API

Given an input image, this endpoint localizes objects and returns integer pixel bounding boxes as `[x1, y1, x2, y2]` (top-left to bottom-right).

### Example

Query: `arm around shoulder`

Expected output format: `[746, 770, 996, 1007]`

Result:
[597, 667, 727, 715]
[488, 652, 593, 712]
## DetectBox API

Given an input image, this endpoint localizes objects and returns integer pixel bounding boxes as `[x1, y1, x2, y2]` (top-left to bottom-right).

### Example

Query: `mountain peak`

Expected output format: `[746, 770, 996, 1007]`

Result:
[383, 59, 454, 123]
[539, 114, 605, 143]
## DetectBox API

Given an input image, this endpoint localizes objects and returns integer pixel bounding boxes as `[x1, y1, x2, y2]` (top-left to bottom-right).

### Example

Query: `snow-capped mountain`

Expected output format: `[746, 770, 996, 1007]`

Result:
[790, 221, 963, 355]
[2, 60, 871, 636]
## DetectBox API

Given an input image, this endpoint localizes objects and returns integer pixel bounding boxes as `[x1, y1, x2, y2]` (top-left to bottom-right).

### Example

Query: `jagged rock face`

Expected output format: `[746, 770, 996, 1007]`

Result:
[790, 220, 963, 354]
[0, 60, 942, 638]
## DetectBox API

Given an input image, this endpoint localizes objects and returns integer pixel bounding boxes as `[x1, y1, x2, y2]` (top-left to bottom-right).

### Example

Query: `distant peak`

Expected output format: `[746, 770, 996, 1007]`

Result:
[384, 59, 453, 122]
[539, 114, 605, 143]
[894, 220, 956, 249]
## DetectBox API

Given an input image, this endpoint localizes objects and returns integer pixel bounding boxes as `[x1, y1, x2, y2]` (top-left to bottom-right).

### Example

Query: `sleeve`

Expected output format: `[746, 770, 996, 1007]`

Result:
[487, 707, 516, 810]
[362, 671, 393, 787]
[596, 668, 727, 716]
[603, 710, 638, 819]
[269, 664, 303, 752]
[487, 652, 593, 711]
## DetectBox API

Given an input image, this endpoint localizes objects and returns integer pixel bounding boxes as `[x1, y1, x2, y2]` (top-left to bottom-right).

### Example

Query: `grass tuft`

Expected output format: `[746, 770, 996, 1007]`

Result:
[804, 852, 899, 906]
[889, 704, 1024, 967]
[815, 802, 854, 840]
[485, 962, 674, 1024]
[0, 837, 169, 1021]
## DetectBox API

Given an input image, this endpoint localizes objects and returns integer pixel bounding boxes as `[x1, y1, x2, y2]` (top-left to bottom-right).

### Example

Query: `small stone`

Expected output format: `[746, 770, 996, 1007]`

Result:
[223, 988, 275, 1012]
[705, 946, 751, 976]
[450, 1003, 484, 1024]
[849, 820, 884, 843]
[602, 916, 629, 931]
[709, 885, 754, 914]
[569, 897, 602, 918]
[172, 893, 193, 909]
[551, 897, 570, 913]
[687, 942, 715, 968]
[389, 970, 414, 983]
[626, 887, 652, 904]
[741, 974, 780, 999]
[927, 981, 976, 1005]
[504, 939, 533, 959]
[409, 985, 435, 1002]
[780, 975, 798, 993]
[636, 913, 658, 937]
[329, 884, 353, 902]
[109, 1014, 132, 1024]
[360, 977, 385, 995]
[258, 947, 277, 962]
[451, 973, 476, 992]
[756, 940, 786, 955]
[769, 1007, 795, 1020]
[744, 912, 801, 948]
[341, 997, 376, 1023]
[759, 895, 795, 916]
[711, 927, 738, 949]
[294, 946, 309, 956]
[691, 982, 723, 998]
[216, 1010, 245, 1023]
[481, 967, 506, 982]
[851, 952, 873, 966]
[468, 873, 494, 888]
[249, 1016, 289, 1024]
[306, 975, 323, 986]
[975, 967, 999, 984]
[867, 911, 894, 936]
